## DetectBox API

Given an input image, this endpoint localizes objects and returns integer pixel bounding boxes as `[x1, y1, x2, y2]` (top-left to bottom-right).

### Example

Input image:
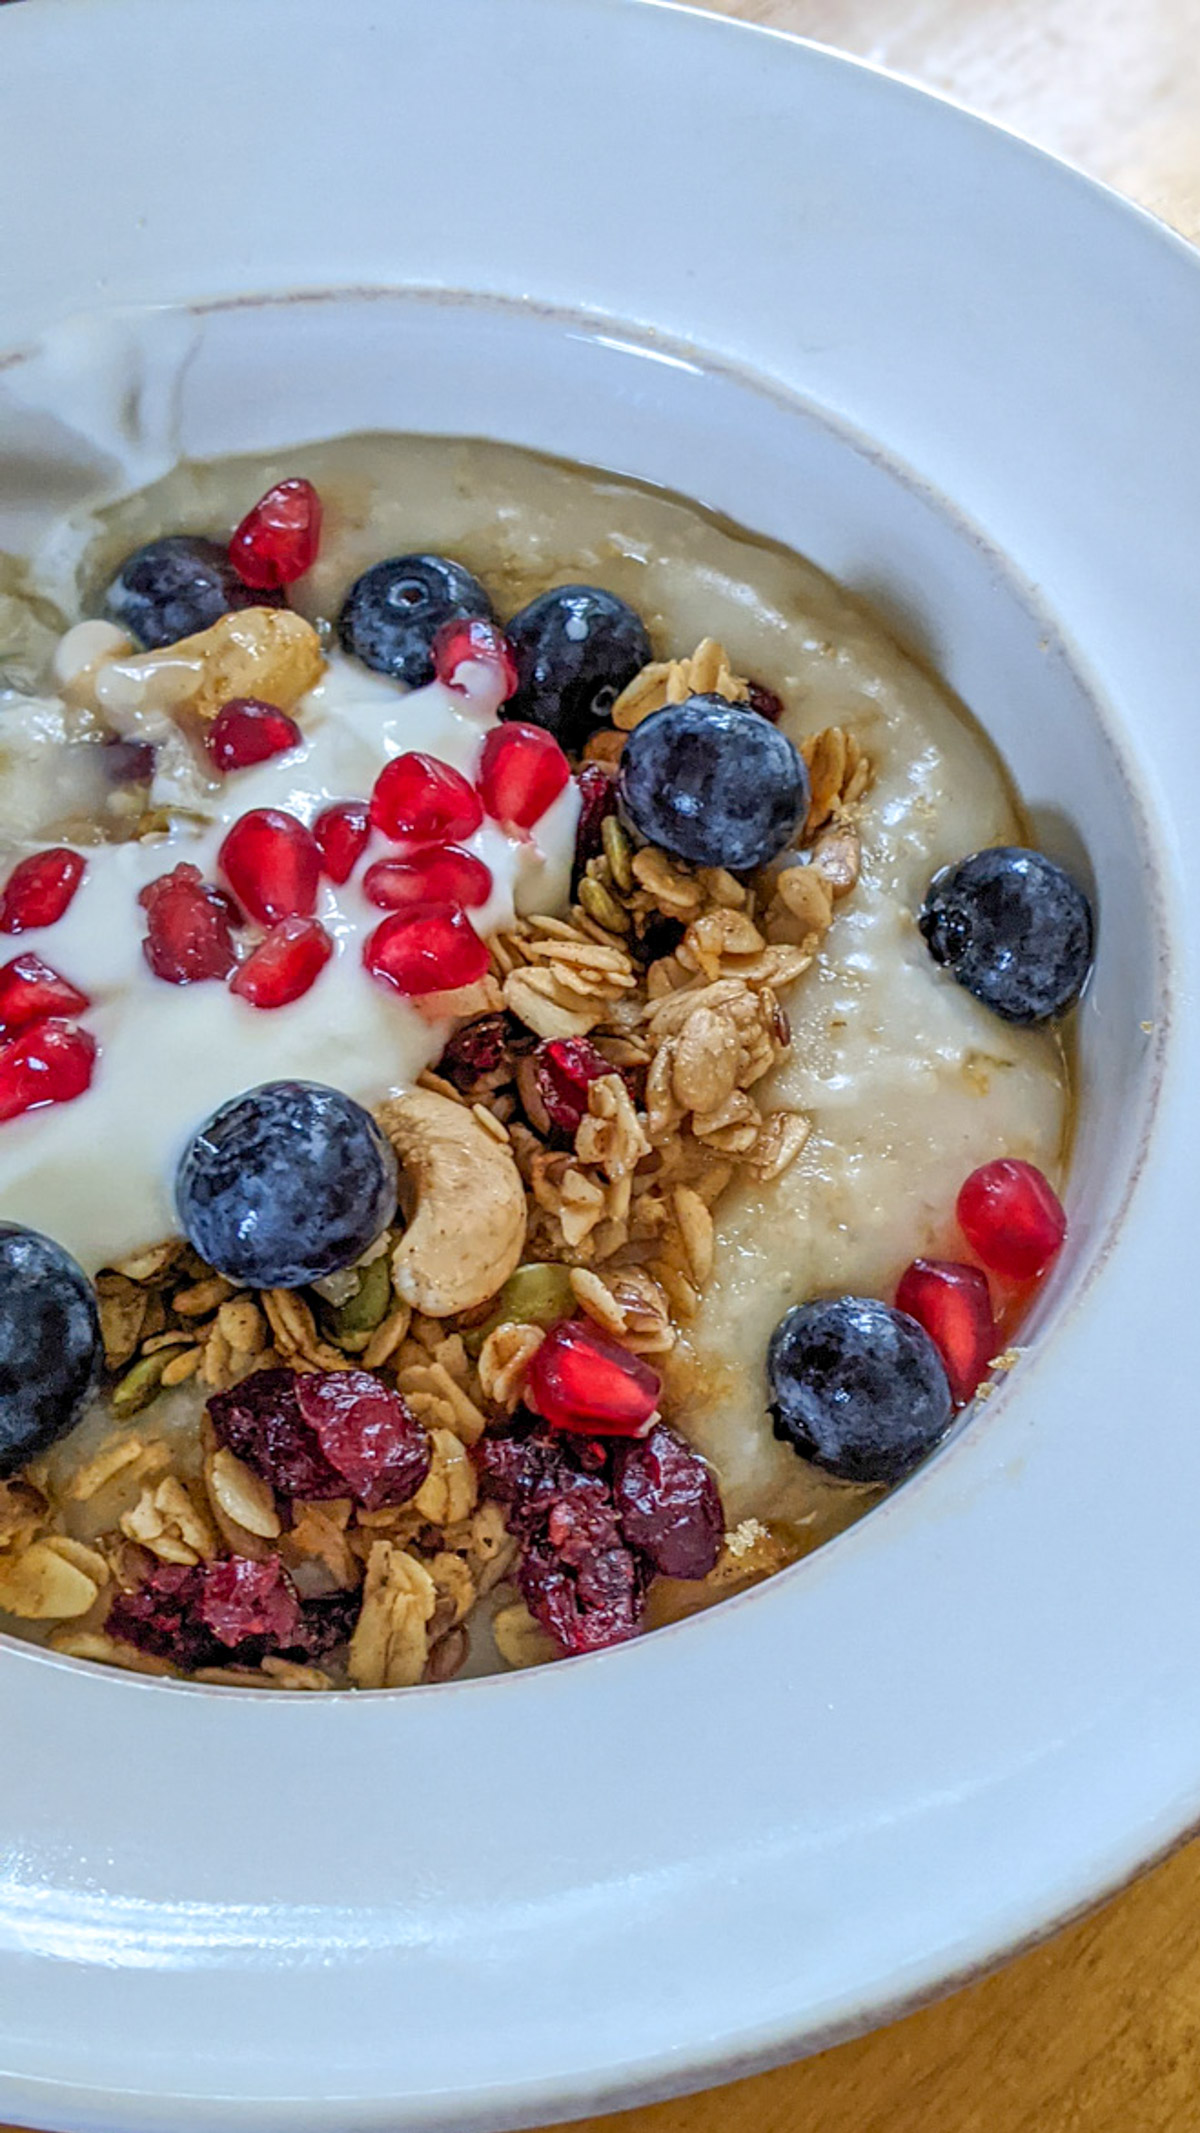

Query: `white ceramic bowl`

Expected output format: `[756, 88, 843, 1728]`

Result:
[0, 2, 1196, 2128]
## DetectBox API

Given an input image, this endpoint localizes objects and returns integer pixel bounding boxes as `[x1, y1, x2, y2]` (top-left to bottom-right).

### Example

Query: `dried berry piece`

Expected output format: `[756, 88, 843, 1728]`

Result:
[363, 904, 489, 996]
[526, 1320, 660, 1438]
[436, 1010, 534, 1097]
[957, 1159, 1067, 1283]
[476, 1421, 644, 1656]
[107, 1554, 354, 1671]
[230, 917, 333, 1009]
[106, 1561, 216, 1669]
[229, 478, 323, 590]
[0, 1021, 96, 1123]
[0, 953, 89, 1041]
[208, 1368, 345, 1501]
[200, 1555, 301, 1648]
[895, 1258, 998, 1406]
[206, 697, 303, 774]
[433, 615, 519, 701]
[746, 680, 784, 722]
[521, 1530, 644, 1654]
[572, 763, 617, 889]
[525, 1036, 613, 1136]
[313, 800, 370, 885]
[139, 863, 239, 984]
[0, 848, 86, 935]
[294, 1370, 431, 1511]
[370, 752, 483, 847]
[219, 808, 321, 925]
[612, 1423, 723, 1579]
[477, 722, 570, 834]
[363, 847, 492, 911]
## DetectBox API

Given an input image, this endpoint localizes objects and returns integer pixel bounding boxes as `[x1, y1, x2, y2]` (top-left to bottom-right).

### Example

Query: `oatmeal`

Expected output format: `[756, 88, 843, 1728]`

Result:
[0, 435, 1089, 1682]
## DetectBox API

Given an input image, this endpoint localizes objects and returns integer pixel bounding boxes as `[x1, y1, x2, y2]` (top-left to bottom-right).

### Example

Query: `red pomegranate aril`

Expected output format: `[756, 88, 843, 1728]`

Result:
[230, 917, 333, 1009]
[363, 903, 488, 997]
[0, 848, 86, 935]
[363, 847, 492, 912]
[138, 863, 239, 985]
[478, 723, 570, 834]
[229, 477, 322, 590]
[895, 1258, 998, 1407]
[957, 1158, 1067, 1283]
[433, 615, 519, 701]
[206, 697, 302, 774]
[526, 1319, 661, 1438]
[531, 1036, 613, 1135]
[370, 752, 483, 848]
[219, 808, 321, 925]
[0, 954, 89, 1040]
[313, 800, 370, 885]
[0, 1020, 96, 1122]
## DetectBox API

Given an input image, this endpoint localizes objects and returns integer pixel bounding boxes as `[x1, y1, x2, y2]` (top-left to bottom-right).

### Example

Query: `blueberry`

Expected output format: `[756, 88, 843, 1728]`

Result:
[103, 535, 277, 650]
[768, 1296, 953, 1485]
[0, 1225, 101, 1475]
[618, 693, 809, 872]
[503, 585, 651, 748]
[919, 845, 1093, 1024]
[175, 1081, 398, 1289]
[337, 554, 493, 686]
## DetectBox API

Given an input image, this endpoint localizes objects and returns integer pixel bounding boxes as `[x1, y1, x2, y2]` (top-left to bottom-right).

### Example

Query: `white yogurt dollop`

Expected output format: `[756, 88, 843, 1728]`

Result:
[0, 652, 578, 1273]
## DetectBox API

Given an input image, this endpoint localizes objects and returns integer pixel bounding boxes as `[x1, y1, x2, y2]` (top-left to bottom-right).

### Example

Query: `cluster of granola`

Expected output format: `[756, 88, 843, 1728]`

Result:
[0, 638, 871, 1687]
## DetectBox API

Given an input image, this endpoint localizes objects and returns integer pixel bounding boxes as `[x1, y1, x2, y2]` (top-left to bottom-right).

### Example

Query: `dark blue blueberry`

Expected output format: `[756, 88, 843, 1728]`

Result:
[768, 1296, 953, 1485]
[919, 845, 1093, 1024]
[337, 554, 493, 686]
[618, 693, 809, 872]
[175, 1081, 398, 1289]
[0, 1225, 101, 1475]
[103, 535, 278, 650]
[503, 585, 651, 748]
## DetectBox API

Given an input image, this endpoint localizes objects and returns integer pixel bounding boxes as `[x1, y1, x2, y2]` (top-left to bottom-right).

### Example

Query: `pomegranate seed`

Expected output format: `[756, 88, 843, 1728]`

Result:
[895, 1258, 998, 1406]
[526, 1319, 661, 1438]
[572, 763, 617, 887]
[219, 808, 321, 925]
[0, 954, 89, 1041]
[230, 917, 332, 1009]
[206, 698, 302, 774]
[478, 723, 570, 834]
[0, 1020, 96, 1122]
[364, 903, 489, 997]
[313, 800, 370, 884]
[363, 847, 492, 912]
[229, 477, 322, 590]
[138, 863, 239, 984]
[957, 1158, 1067, 1282]
[370, 752, 483, 848]
[529, 1036, 613, 1135]
[433, 615, 519, 701]
[0, 848, 86, 935]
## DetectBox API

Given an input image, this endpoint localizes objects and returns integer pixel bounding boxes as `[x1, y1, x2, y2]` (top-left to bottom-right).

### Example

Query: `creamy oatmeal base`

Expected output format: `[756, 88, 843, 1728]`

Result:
[0, 435, 1068, 1680]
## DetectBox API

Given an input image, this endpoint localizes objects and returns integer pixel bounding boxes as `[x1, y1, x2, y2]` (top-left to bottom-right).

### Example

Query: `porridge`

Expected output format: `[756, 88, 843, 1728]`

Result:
[0, 435, 1090, 1685]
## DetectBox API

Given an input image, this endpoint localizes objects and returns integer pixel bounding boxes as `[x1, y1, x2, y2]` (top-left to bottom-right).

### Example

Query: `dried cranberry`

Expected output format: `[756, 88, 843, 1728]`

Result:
[313, 800, 370, 885]
[521, 1535, 644, 1655]
[106, 1562, 213, 1668]
[208, 1368, 345, 1501]
[363, 903, 489, 996]
[436, 1010, 533, 1096]
[612, 1423, 723, 1579]
[138, 863, 239, 985]
[0, 1020, 96, 1123]
[0, 953, 89, 1041]
[477, 722, 570, 834]
[287, 1588, 361, 1659]
[433, 615, 519, 701]
[370, 752, 482, 848]
[200, 1555, 301, 1648]
[0, 848, 86, 935]
[363, 847, 492, 912]
[230, 916, 332, 1009]
[636, 911, 685, 967]
[476, 1420, 608, 1528]
[895, 1258, 998, 1406]
[220, 809, 321, 926]
[229, 477, 322, 590]
[572, 763, 617, 889]
[476, 1421, 645, 1656]
[746, 680, 785, 722]
[294, 1371, 431, 1511]
[206, 698, 302, 774]
[527, 1320, 661, 1438]
[528, 1036, 613, 1135]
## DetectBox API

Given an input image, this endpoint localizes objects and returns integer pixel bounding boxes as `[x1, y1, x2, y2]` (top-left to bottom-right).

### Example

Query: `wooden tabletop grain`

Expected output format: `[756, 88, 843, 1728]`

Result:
[5, 4, 1200, 2133]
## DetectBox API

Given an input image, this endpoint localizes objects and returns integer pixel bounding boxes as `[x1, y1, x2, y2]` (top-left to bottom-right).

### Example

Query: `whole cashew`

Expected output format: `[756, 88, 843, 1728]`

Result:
[378, 1089, 527, 1318]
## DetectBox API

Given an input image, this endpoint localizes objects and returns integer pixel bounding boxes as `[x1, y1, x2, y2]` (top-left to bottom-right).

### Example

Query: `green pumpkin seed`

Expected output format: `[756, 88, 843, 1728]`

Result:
[463, 1261, 577, 1356]
[601, 813, 634, 892]
[329, 1251, 394, 1343]
[111, 1348, 171, 1418]
[579, 873, 630, 934]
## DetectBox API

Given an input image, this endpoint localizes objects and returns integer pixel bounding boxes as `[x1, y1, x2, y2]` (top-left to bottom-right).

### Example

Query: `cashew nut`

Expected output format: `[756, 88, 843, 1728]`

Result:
[377, 1088, 527, 1318]
[91, 607, 325, 731]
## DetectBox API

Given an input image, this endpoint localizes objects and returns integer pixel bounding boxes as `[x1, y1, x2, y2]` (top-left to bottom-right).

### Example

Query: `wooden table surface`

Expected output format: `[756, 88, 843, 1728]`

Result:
[4, 5, 1200, 2133]
[555, 4, 1200, 2133]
